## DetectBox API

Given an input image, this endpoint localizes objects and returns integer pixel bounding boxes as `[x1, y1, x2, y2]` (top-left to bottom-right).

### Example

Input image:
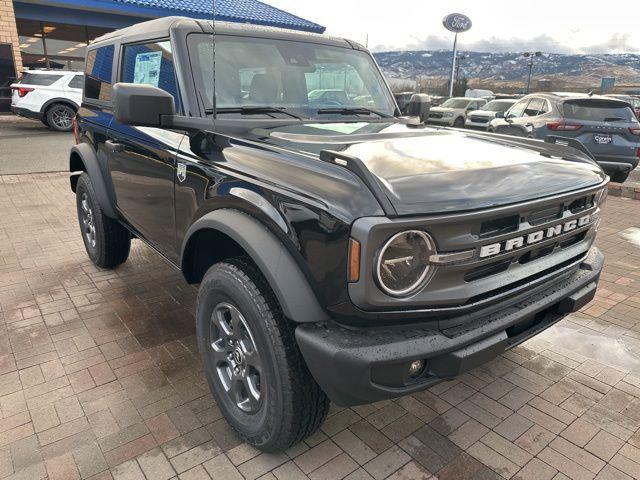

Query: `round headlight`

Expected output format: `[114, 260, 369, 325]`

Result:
[376, 230, 435, 297]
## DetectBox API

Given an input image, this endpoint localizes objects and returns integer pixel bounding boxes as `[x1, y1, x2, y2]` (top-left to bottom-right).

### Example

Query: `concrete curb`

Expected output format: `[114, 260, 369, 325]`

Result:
[608, 182, 640, 200]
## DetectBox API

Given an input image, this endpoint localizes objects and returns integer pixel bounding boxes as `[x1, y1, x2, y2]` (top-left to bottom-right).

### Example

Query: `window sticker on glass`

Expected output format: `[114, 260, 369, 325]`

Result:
[134, 51, 162, 87]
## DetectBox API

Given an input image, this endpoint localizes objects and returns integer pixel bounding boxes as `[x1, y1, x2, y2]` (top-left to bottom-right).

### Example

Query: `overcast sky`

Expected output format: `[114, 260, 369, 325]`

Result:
[266, 0, 640, 54]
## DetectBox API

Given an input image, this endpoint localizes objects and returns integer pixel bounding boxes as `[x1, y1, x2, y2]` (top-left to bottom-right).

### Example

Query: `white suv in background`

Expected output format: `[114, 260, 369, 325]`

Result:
[427, 97, 487, 128]
[10, 70, 83, 131]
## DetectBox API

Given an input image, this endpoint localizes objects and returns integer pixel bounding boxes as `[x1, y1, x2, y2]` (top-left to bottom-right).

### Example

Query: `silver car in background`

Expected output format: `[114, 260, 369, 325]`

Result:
[465, 99, 517, 129]
[488, 92, 640, 183]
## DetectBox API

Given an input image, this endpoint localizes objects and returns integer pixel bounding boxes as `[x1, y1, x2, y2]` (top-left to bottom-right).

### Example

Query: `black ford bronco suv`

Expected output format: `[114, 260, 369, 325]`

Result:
[70, 17, 607, 451]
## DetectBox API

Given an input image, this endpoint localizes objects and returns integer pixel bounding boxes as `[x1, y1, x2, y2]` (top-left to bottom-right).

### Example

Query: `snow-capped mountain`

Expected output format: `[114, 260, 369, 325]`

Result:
[373, 50, 640, 85]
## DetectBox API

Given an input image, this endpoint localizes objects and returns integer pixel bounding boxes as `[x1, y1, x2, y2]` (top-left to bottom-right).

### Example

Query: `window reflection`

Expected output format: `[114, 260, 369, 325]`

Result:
[16, 20, 112, 71]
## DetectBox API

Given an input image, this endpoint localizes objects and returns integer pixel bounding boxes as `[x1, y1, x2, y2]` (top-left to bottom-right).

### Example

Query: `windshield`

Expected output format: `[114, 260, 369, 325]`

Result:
[482, 100, 514, 112]
[441, 98, 470, 109]
[188, 34, 396, 119]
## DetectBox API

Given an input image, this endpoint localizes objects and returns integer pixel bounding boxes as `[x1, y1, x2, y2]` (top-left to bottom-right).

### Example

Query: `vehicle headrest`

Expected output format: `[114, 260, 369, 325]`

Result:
[249, 73, 279, 104]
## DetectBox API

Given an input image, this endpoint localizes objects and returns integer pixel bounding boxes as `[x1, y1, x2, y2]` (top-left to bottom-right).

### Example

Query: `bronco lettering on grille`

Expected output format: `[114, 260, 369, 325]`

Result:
[479, 214, 595, 258]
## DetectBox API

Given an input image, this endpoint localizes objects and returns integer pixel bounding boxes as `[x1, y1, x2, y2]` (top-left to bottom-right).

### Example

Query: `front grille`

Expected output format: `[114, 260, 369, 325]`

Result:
[469, 116, 489, 123]
[479, 215, 519, 238]
[429, 113, 443, 119]
[349, 183, 603, 314]
[460, 251, 587, 308]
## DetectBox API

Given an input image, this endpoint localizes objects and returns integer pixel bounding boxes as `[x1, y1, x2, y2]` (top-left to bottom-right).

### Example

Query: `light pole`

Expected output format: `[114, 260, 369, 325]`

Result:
[523, 51, 542, 94]
[442, 14, 472, 98]
[455, 53, 467, 84]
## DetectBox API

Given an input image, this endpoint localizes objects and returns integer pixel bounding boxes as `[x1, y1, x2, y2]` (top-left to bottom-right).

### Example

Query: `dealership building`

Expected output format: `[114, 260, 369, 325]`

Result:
[0, 0, 323, 110]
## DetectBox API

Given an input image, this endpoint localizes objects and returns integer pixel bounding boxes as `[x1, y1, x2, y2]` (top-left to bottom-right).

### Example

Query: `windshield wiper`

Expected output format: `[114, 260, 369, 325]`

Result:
[316, 107, 393, 118]
[213, 106, 304, 120]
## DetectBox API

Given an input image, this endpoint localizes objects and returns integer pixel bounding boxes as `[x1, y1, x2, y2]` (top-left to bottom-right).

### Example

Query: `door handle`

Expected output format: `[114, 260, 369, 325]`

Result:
[105, 140, 125, 153]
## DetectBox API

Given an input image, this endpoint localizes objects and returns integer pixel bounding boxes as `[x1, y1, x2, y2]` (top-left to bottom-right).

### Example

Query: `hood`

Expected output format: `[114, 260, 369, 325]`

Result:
[430, 106, 459, 113]
[242, 121, 606, 216]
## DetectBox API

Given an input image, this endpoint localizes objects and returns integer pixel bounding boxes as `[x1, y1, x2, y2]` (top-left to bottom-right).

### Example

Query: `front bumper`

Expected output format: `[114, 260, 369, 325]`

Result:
[594, 155, 639, 176]
[428, 119, 455, 126]
[465, 119, 491, 129]
[296, 247, 603, 406]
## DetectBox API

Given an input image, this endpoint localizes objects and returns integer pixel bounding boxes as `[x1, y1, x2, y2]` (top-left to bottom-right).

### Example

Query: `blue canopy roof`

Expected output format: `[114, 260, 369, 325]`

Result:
[71, 0, 325, 33]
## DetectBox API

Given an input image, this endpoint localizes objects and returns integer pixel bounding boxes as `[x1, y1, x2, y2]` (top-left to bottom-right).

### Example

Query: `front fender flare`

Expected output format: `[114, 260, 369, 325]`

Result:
[69, 143, 117, 218]
[182, 209, 329, 324]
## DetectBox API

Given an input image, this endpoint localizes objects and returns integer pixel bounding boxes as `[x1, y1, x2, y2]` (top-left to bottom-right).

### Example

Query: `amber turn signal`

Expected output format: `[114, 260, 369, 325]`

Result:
[348, 238, 361, 283]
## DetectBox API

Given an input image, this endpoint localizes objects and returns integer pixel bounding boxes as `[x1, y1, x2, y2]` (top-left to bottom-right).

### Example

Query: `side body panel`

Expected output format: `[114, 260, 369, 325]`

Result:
[174, 133, 383, 309]
[105, 124, 182, 260]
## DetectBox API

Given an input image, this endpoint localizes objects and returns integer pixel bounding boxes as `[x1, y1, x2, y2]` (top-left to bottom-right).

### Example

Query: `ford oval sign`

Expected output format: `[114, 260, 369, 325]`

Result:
[442, 13, 472, 33]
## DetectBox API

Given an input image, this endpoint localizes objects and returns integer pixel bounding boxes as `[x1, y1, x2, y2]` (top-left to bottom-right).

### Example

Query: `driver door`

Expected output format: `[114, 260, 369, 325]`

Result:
[106, 39, 183, 261]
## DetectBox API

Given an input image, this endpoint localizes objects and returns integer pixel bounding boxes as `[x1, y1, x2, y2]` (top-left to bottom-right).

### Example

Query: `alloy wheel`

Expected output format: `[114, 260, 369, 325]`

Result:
[210, 302, 263, 413]
[51, 106, 73, 130]
[80, 193, 96, 248]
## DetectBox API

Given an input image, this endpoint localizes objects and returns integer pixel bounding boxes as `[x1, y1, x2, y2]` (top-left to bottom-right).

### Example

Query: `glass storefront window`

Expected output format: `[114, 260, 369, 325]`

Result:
[16, 20, 113, 72]
[17, 19, 46, 69]
[42, 23, 87, 71]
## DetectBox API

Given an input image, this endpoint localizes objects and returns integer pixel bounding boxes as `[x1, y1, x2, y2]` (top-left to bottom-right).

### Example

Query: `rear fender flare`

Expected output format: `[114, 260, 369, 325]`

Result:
[181, 209, 329, 324]
[69, 143, 117, 218]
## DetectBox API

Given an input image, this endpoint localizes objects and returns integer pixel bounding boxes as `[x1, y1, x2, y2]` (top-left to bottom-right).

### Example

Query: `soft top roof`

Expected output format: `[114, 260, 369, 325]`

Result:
[91, 16, 356, 50]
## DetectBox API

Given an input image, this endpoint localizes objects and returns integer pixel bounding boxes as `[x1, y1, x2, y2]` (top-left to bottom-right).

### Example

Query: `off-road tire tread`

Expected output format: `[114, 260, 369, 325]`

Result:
[76, 173, 130, 268]
[198, 257, 329, 451]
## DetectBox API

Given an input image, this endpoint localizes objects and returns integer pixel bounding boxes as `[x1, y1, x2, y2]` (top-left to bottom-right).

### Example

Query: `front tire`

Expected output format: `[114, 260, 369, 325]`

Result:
[196, 258, 329, 451]
[46, 103, 75, 131]
[453, 117, 465, 128]
[75, 173, 130, 268]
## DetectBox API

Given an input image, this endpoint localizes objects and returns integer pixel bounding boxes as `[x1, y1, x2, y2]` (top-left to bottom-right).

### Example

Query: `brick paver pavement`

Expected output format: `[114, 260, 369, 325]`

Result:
[1, 172, 640, 480]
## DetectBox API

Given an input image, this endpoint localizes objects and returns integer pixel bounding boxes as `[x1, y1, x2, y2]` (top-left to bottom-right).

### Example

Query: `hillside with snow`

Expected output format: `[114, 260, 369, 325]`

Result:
[373, 50, 640, 88]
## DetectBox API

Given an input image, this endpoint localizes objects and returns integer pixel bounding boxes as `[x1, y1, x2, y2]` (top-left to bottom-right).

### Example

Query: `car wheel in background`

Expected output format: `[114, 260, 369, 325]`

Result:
[453, 117, 465, 128]
[75, 173, 131, 268]
[46, 103, 75, 132]
[196, 258, 330, 451]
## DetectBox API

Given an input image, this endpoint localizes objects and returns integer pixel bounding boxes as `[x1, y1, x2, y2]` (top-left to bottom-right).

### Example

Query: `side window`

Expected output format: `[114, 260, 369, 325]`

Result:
[85, 44, 114, 101]
[121, 41, 179, 108]
[507, 100, 528, 118]
[538, 99, 550, 115]
[468, 101, 479, 111]
[68, 75, 84, 89]
[524, 98, 543, 117]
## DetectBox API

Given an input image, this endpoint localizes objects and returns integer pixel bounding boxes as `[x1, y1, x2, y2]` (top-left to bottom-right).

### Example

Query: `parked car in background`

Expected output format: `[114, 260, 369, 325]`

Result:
[605, 94, 640, 119]
[488, 92, 640, 183]
[10, 70, 83, 131]
[465, 99, 517, 129]
[465, 88, 494, 101]
[427, 97, 487, 127]
[394, 91, 415, 114]
[307, 88, 349, 106]
[429, 95, 447, 106]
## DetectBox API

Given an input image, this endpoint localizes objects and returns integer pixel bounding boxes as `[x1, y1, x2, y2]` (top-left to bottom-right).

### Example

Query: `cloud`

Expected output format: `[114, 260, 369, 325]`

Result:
[584, 33, 640, 53]
[373, 33, 639, 55]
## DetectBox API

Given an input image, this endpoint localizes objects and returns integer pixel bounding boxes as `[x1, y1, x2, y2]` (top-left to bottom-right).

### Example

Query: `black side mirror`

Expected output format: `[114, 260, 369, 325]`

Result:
[406, 94, 431, 124]
[112, 83, 175, 127]
[495, 111, 505, 119]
